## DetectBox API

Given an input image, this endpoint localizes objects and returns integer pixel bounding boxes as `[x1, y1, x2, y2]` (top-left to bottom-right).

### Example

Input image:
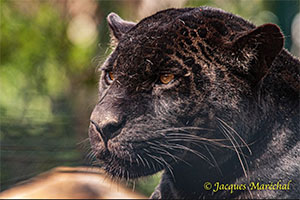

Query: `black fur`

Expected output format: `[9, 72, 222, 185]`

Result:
[89, 7, 300, 199]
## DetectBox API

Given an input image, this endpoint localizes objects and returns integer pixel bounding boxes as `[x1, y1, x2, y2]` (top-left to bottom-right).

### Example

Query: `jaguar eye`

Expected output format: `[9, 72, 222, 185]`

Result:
[160, 73, 175, 84]
[106, 71, 115, 83]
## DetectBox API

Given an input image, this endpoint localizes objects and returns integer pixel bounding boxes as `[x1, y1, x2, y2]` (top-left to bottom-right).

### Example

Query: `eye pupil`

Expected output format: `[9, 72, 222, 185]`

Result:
[160, 74, 174, 84]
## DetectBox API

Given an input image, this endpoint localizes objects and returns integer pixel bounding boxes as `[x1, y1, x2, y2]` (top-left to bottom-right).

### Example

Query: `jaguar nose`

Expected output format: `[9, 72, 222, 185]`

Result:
[90, 119, 124, 147]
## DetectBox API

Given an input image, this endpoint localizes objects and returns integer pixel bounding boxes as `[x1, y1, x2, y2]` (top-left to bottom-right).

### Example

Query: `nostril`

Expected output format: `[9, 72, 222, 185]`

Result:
[102, 122, 123, 140]
[90, 119, 125, 147]
[90, 120, 108, 146]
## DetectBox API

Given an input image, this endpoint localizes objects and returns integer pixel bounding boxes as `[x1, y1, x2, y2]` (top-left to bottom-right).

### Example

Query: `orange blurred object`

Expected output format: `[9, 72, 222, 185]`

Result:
[0, 166, 146, 199]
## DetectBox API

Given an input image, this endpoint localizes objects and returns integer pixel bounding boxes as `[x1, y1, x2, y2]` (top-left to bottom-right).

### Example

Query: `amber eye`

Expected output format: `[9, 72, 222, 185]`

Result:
[108, 72, 114, 80]
[106, 71, 115, 82]
[160, 73, 175, 84]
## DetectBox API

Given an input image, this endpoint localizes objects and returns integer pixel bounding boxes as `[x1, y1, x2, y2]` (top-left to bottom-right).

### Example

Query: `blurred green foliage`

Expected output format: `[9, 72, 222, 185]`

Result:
[0, 0, 298, 196]
[0, 0, 99, 190]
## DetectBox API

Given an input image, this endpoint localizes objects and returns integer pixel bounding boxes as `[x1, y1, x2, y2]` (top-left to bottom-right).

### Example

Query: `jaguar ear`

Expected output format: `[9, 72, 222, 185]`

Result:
[107, 13, 136, 41]
[232, 23, 284, 82]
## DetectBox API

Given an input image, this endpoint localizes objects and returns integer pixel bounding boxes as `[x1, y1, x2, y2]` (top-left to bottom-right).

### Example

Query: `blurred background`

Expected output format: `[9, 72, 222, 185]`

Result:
[1, 0, 299, 197]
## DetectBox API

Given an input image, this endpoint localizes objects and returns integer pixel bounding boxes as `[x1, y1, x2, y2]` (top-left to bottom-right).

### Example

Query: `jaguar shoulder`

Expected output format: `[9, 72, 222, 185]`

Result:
[89, 7, 300, 199]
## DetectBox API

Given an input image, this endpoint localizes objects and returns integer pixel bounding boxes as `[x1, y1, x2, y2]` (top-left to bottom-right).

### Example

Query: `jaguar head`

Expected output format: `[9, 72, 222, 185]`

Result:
[88, 7, 283, 179]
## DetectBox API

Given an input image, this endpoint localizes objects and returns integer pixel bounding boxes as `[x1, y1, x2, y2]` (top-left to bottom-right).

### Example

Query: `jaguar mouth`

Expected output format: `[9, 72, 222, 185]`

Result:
[97, 150, 164, 179]
[92, 145, 165, 179]
[89, 126, 164, 179]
